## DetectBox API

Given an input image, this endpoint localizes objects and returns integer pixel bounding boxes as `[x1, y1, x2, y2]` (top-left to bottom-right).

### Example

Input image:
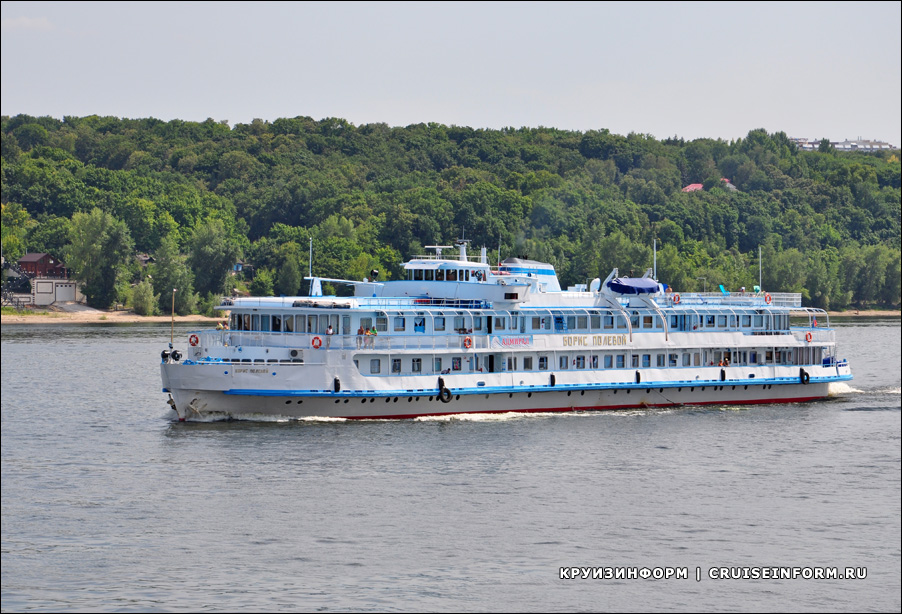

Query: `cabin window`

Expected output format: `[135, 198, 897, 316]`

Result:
[412, 358, 422, 373]
[670, 315, 679, 329]
[391, 359, 401, 374]
[425, 270, 434, 281]
[642, 354, 651, 368]
[742, 315, 751, 328]
[631, 355, 639, 368]
[591, 355, 598, 369]
[283, 315, 293, 333]
[434, 358, 443, 372]
[360, 317, 373, 331]
[446, 269, 458, 282]
[532, 316, 542, 330]
[616, 355, 625, 369]
[510, 314, 519, 330]
[494, 316, 506, 330]
[271, 315, 282, 331]
[682, 353, 691, 367]
[260, 314, 270, 332]
[705, 315, 715, 328]
[454, 316, 466, 331]
[590, 314, 600, 329]
[394, 317, 406, 331]
[656, 354, 665, 367]
[604, 355, 613, 369]
[750, 351, 758, 364]
[567, 316, 577, 330]
[559, 355, 569, 370]
[754, 315, 763, 329]
[505, 357, 515, 371]
[643, 315, 654, 329]
[305, 315, 316, 332]
[370, 359, 381, 374]
[523, 356, 533, 370]
[669, 354, 679, 367]
[413, 269, 424, 281]
[630, 312, 640, 328]
[538, 356, 548, 370]
[717, 315, 727, 328]
[376, 317, 388, 332]
[473, 317, 483, 331]
[730, 315, 738, 328]
[453, 357, 462, 371]
[435, 270, 445, 282]
[435, 317, 446, 331]
[576, 356, 586, 369]
[604, 315, 614, 330]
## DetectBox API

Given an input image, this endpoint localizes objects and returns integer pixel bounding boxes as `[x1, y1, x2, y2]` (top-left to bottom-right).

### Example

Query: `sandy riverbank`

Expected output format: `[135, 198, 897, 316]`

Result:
[1, 310, 222, 325]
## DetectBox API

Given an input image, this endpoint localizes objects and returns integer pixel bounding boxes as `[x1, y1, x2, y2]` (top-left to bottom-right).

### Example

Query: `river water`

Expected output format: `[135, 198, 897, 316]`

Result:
[2, 318, 899, 612]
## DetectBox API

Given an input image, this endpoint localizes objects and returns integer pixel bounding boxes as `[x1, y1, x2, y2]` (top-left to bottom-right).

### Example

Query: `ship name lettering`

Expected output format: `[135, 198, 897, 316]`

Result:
[563, 335, 628, 346]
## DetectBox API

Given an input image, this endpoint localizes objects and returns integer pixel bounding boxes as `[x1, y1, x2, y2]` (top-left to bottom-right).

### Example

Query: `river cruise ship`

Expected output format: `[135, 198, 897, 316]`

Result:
[161, 242, 852, 420]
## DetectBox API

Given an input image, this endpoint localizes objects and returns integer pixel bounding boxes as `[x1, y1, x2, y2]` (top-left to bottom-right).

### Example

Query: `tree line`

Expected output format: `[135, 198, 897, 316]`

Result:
[1, 114, 899, 313]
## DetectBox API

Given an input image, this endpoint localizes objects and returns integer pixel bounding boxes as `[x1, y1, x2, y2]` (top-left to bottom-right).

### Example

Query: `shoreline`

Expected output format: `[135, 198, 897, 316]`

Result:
[2, 308, 898, 326]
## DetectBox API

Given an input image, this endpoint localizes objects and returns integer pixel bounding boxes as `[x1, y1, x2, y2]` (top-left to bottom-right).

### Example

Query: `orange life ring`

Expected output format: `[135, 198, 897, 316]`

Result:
[764, 293, 772, 304]
[463, 336, 472, 349]
[805, 332, 812, 342]
[673, 293, 681, 304]
[312, 336, 322, 349]
[189, 334, 199, 347]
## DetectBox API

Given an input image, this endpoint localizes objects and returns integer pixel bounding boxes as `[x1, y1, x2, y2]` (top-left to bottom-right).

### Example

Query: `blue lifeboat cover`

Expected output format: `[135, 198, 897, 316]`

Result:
[606, 277, 659, 295]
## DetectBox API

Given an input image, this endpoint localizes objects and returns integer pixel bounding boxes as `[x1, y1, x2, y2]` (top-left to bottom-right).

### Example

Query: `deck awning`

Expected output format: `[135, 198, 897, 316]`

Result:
[606, 277, 659, 295]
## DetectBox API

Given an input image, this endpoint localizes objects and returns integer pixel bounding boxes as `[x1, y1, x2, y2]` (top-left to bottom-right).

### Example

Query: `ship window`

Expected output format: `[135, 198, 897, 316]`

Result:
[730, 315, 738, 328]
[412, 358, 422, 373]
[306, 315, 317, 332]
[453, 357, 462, 371]
[682, 353, 691, 367]
[260, 314, 270, 332]
[559, 355, 569, 370]
[435, 317, 445, 331]
[524, 356, 533, 370]
[454, 316, 466, 330]
[604, 315, 614, 330]
[604, 355, 613, 369]
[538, 356, 548, 370]
[284, 315, 294, 333]
[505, 357, 515, 371]
[494, 316, 506, 330]
[435, 270, 445, 281]
[630, 312, 640, 328]
[272, 315, 282, 331]
[425, 270, 434, 281]
[642, 354, 650, 368]
[694, 352, 701, 366]
[591, 355, 598, 369]
[446, 269, 457, 281]
[465, 270, 470, 281]
[370, 359, 381, 374]
[706, 315, 715, 328]
[434, 357, 442, 372]
[394, 317, 405, 331]
[360, 317, 372, 331]
[643, 315, 654, 328]
[590, 315, 600, 329]
[532, 316, 542, 330]
[669, 354, 679, 367]
[742, 315, 751, 327]
[413, 269, 423, 281]
[631, 355, 639, 368]
[391, 359, 401, 374]
[616, 355, 625, 369]
[577, 315, 588, 329]
[473, 317, 483, 331]
[750, 351, 758, 364]
[510, 314, 519, 330]
[657, 354, 666, 367]
[754, 315, 763, 328]
[251, 314, 259, 330]
[717, 315, 727, 328]
[670, 315, 679, 329]
[567, 316, 576, 330]
[576, 356, 586, 369]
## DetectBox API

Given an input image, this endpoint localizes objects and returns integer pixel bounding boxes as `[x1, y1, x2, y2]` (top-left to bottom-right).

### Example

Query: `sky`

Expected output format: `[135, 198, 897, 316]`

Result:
[2, 1, 900, 146]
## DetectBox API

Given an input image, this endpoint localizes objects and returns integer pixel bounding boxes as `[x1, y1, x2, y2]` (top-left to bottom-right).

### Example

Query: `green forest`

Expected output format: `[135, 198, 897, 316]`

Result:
[1, 114, 899, 314]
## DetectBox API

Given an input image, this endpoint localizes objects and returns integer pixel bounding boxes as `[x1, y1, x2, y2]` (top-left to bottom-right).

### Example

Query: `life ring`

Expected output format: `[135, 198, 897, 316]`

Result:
[439, 387, 452, 403]
[805, 331, 812, 342]
[311, 336, 322, 349]
[463, 336, 472, 349]
[764, 293, 772, 304]
[673, 293, 681, 304]
[188, 334, 199, 347]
